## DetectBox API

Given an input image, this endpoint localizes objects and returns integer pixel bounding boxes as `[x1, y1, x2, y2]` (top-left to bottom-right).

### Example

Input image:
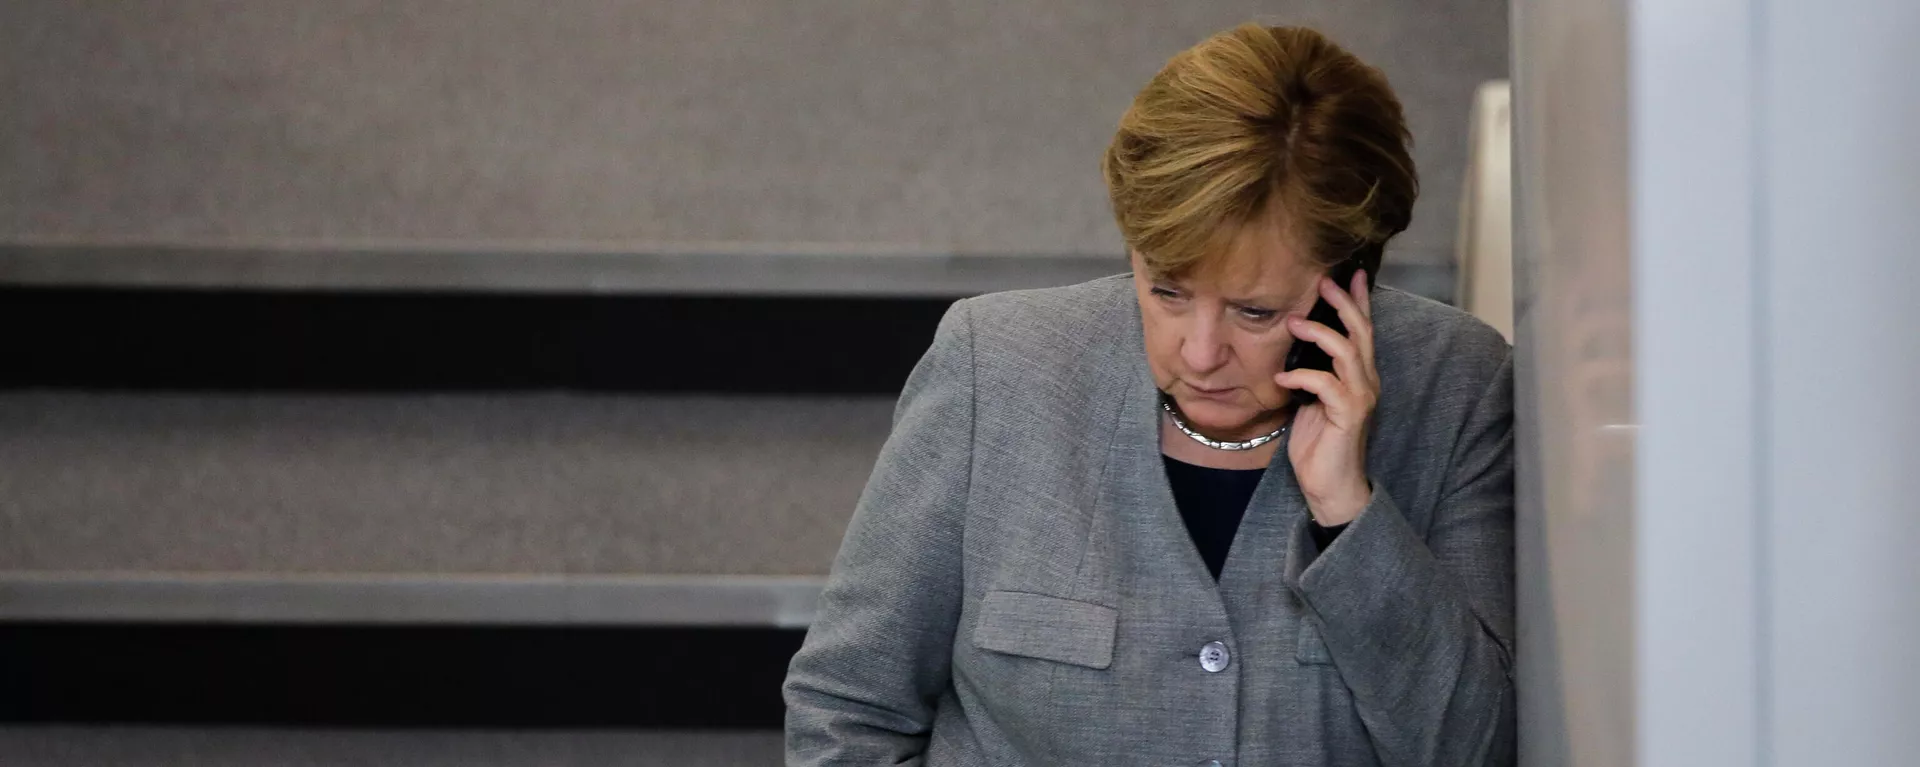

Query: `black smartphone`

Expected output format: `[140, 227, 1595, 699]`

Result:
[1283, 254, 1374, 406]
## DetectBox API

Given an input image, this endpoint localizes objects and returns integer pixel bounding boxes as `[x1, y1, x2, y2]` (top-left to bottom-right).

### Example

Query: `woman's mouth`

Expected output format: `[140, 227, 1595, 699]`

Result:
[1187, 384, 1237, 399]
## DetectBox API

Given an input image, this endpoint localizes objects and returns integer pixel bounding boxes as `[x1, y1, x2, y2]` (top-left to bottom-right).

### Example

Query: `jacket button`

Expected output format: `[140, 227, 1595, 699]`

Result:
[1199, 641, 1230, 673]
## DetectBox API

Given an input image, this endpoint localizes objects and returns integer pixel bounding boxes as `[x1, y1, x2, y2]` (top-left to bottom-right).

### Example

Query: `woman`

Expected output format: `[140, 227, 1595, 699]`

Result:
[785, 23, 1514, 766]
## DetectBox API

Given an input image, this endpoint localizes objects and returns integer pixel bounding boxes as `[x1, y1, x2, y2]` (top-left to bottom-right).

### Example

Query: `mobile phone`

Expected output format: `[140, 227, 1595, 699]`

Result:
[1283, 253, 1376, 406]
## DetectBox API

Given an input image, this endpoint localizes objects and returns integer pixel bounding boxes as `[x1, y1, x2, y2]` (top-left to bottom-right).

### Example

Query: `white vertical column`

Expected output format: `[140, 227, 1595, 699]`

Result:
[1761, 1, 1920, 764]
[1521, 0, 1920, 763]
[1629, 0, 1765, 766]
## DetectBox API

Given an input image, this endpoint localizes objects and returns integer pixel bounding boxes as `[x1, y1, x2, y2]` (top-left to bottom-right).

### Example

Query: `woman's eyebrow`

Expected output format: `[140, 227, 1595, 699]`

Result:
[1226, 290, 1309, 307]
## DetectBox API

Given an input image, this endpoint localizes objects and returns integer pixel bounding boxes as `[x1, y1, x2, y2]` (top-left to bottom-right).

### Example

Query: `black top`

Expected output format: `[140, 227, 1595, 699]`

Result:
[1163, 455, 1347, 580]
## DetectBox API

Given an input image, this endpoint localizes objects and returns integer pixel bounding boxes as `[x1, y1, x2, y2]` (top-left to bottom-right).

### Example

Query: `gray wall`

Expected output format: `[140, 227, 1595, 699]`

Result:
[2, 0, 1506, 272]
[0, 1, 1509, 596]
[0, 728, 784, 767]
[0, 394, 888, 576]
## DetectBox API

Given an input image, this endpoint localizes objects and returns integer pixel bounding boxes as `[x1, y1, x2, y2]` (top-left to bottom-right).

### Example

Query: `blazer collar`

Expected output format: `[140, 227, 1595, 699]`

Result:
[1092, 282, 1309, 600]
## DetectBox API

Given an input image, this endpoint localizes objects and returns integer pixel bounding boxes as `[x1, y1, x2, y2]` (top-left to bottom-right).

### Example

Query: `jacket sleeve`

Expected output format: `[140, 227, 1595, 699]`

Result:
[1282, 350, 1518, 767]
[783, 299, 976, 766]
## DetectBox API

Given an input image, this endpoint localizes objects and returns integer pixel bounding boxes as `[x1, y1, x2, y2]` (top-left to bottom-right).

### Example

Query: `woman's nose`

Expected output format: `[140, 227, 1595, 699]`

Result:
[1180, 321, 1229, 374]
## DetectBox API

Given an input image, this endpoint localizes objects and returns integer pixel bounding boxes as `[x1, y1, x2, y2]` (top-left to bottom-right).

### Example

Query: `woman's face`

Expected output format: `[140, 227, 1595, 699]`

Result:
[1131, 226, 1327, 440]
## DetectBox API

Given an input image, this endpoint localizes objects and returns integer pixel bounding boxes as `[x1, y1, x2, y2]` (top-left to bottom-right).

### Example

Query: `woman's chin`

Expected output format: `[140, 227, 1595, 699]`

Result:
[1173, 397, 1260, 436]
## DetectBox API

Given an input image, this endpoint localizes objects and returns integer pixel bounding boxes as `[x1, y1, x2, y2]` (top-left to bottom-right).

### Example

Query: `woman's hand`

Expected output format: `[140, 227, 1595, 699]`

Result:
[1273, 270, 1378, 526]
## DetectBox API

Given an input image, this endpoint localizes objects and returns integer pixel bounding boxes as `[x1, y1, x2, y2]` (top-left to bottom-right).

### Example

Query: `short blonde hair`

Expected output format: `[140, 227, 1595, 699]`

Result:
[1102, 24, 1418, 278]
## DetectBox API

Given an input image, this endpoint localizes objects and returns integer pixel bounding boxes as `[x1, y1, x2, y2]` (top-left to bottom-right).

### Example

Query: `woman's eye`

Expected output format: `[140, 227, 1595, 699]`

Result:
[1237, 307, 1277, 321]
[1150, 286, 1182, 299]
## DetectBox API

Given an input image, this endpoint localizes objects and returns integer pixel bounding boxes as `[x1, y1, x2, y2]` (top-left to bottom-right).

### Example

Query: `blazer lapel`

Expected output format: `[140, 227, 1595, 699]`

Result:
[1083, 304, 1231, 616]
[1216, 436, 1310, 610]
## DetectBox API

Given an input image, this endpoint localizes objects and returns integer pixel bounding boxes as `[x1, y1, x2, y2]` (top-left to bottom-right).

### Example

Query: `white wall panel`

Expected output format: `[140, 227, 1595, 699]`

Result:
[1761, 1, 1920, 764]
[1629, 0, 1764, 765]
[1519, 0, 1920, 764]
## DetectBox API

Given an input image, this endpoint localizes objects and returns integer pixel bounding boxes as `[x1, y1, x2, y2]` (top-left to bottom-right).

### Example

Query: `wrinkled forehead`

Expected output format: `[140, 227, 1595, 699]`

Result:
[1158, 215, 1328, 304]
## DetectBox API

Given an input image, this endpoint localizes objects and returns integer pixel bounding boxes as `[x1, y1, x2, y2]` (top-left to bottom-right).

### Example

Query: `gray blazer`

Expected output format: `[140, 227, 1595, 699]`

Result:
[784, 275, 1515, 766]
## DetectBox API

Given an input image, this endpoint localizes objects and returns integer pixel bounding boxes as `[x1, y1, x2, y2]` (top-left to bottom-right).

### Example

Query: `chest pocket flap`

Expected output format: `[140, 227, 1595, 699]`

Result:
[971, 590, 1117, 670]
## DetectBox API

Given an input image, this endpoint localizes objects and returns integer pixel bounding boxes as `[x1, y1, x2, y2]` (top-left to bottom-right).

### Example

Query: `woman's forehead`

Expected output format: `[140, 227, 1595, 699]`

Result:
[1179, 235, 1325, 304]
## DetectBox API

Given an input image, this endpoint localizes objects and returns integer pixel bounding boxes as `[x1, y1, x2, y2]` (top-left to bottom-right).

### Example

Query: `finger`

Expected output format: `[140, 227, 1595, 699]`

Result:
[1355, 272, 1380, 387]
[1320, 274, 1376, 378]
[1351, 268, 1373, 318]
[1274, 367, 1338, 397]
[1273, 369, 1363, 423]
[1287, 315, 1367, 391]
[1319, 273, 1374, 367]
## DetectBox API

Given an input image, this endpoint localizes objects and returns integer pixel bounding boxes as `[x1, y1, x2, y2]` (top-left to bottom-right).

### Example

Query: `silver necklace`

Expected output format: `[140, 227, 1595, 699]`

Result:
[1161, 396, 1288, 451]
